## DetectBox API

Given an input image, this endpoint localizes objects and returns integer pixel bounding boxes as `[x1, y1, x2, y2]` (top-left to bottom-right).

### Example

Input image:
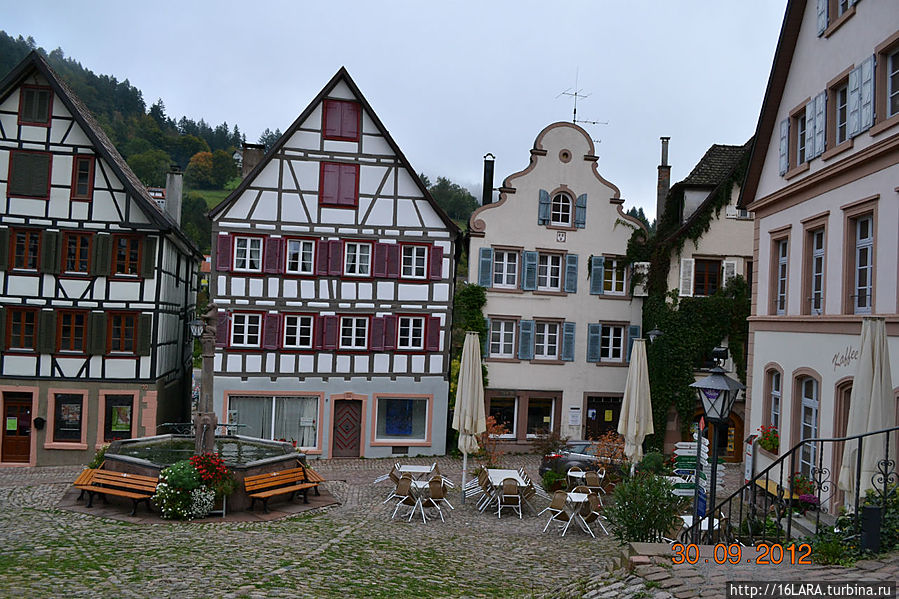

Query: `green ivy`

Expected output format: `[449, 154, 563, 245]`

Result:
[449, 283, 489, 409]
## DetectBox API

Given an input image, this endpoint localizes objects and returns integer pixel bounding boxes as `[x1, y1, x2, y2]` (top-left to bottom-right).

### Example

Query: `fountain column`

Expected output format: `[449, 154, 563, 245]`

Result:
[194, 304, 218, 455]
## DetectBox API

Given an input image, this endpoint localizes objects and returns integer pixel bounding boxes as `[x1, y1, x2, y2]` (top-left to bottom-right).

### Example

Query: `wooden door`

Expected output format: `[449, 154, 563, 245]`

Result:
[586, 397, 621, 440]
[332, 400, 362, 458]
[2, 392, 32, 463]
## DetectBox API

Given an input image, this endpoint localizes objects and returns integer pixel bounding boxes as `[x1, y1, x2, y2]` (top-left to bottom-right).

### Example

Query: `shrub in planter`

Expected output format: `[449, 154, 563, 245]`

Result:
[757, 426, 779, 453]
[604, 474, 684, 543]
[189, 453, 235, 497]
[153, 459, 206, 520]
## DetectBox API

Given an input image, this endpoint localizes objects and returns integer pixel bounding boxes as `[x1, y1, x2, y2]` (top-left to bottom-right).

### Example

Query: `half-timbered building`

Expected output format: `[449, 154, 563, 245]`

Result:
[0, 52, 202, 467]
[209, 68, 458, 458]
[468, 122, 646, 446]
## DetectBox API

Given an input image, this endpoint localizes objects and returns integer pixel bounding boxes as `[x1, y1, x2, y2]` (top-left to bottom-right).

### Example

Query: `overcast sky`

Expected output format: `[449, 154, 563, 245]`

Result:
[6, 1, 786, 220]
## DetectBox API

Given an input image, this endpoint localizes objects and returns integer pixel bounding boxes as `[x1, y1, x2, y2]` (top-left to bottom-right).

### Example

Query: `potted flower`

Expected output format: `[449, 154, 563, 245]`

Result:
[797, 494, 819, 515]
[189, 452, 236, 512]
[757, 425, 779, 453]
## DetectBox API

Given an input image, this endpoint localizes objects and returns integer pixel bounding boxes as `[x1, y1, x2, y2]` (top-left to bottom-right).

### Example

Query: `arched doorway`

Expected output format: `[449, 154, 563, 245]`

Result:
[688, 409, 744, 463]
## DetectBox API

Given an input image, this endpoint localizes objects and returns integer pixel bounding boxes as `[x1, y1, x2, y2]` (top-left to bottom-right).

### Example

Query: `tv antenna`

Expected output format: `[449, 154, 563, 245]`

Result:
[556, 69, 609, 127]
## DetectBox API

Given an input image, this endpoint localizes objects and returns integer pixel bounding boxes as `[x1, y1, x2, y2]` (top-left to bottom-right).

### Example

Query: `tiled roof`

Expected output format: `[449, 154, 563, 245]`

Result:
[680, 141, 752, 187]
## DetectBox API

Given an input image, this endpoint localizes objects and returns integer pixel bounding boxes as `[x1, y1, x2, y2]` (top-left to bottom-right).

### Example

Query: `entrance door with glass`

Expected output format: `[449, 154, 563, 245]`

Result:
[2, 392, 32, 463]
[586, 397, 622, 439]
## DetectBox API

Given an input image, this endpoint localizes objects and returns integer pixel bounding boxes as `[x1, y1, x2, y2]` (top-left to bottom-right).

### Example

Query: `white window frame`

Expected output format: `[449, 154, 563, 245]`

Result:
[283, 315, 314, 349]
[776, 239, 788, 315]
[836, 84, 848, 145]
[603, 258, 626, 295]
[811, 230, 825, 315]
[888, 48, 899, 119]
[534, 321, 559, 360]
[770, 371, 781, 430]
[230, 313, 262, 347]
[537, 253, 562, 291]
[285, 239, 315, 275]
[799, 377, 819, 478]
[401, 245, 428, 279]
[550, 193, 572, 226]
[397, 316, 425, 350]
[493, 251, 518, 288]
[344, 242, 372, 277]
[599, 324, 624, 363]
[525, 397, 555, 438]
[339, 316, 368, 350]
[488, 397, 518, 439]
[797, 113, 808, 164]
[854, 216, 873, 314]
[489, 320, 515, 358]
[233, 237, 262, 272]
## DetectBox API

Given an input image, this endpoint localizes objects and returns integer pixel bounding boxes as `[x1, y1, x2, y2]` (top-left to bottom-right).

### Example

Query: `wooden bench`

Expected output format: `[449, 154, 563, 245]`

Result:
[304, 466, 325, 496]
[76, 470, 159, 516]
[73, 468, 98, 501]
[754, 478, 800, 501]
[244, 466, 319, 513]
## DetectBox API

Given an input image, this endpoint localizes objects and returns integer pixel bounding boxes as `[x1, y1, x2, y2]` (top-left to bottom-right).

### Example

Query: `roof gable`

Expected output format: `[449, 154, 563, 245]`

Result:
[210, 67, 458, 235]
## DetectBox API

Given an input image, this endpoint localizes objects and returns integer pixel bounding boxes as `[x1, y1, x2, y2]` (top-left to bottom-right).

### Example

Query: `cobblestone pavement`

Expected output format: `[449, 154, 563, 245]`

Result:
[0, 455, 624, 599]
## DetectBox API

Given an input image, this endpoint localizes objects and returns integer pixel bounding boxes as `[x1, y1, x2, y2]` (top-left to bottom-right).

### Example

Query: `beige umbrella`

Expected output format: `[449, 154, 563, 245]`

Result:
[838, 317, 895, 498]
[453, 331, 487, 501]
[618, 338, 654, 467]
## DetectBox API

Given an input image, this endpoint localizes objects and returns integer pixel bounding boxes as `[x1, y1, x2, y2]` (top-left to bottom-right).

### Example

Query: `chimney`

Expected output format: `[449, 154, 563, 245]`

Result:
[165, 165, 183, 225]
[241, 142, 266, 178]
[481, 153, 495, 206]
[656, 137, 671, 224]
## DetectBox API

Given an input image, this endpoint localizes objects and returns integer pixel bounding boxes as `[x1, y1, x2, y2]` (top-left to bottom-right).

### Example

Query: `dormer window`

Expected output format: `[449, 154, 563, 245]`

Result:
[551, 193, 572, 226]
[18, 86, 52, 126]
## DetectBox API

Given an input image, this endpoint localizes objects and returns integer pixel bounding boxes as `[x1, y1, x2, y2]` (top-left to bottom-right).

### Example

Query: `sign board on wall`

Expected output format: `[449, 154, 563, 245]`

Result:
[568, 407, 582, 427]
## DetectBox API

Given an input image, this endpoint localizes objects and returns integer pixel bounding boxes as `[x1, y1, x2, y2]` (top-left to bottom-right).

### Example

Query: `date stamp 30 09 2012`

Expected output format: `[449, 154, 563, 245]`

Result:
[671, 543, 814, 566]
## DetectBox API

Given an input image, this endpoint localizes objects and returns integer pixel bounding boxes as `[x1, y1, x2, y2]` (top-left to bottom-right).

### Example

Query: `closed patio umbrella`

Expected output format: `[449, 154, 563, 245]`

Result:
[838, 317, 895, 499]
[453, 331, 487, 502]
[617, 338, 653, 468]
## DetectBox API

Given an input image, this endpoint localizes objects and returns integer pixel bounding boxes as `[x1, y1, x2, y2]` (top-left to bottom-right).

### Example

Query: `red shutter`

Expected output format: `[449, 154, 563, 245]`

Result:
[429, 245, 443, 280]
[313, 316, 324, 349]
[342, 102, 360, 140]
[320, 162, 340, 205]
[323, 100, 342, 139]
[316, 239, 330, 275]
[323, 315, 338, 350]
[328, 240, 343, 276]
[425, 316, 441, 351]
[383, 315, 398, 350]
[386, 244, 400, 278]
[215, 312, 229, 347]
[370, 317, 385, 351]
[338, 164, 359, 206]
[216, 235, 232, 272]
[373, 243, 388, 278]
[263, 237, 282, 274]
[262, 313, 280, 349]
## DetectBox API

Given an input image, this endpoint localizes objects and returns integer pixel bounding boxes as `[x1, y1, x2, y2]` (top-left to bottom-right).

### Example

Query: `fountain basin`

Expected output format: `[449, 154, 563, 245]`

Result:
[104, 434, 306, 512]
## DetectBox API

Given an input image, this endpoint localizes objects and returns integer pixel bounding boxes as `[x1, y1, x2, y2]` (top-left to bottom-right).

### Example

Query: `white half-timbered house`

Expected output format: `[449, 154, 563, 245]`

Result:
[208, 68, 459, 459]
[0, 52, 202, 467]
[468, 122, 646, 446]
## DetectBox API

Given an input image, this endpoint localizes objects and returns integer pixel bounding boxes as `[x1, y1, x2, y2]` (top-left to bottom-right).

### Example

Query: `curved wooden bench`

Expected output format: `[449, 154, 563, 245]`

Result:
[245, 466, 318, 513]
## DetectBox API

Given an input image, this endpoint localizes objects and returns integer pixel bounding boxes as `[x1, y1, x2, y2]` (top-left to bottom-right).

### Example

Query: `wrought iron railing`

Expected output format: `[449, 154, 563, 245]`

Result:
[681, 424, 899, 546]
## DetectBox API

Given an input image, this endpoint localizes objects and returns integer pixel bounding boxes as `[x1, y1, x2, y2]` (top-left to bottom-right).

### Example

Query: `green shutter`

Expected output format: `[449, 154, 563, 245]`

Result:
[0, 228, 9, 271]
[91, 234, 110, 276]
[40, 230, 59, 273]
[141, 236, 157, 279]
[38, 311, 56, 354]
[9, 152, 51, 198]
[88, 312, 106, 355]
[586, 324, 602, 362]
[137, 314, 152, 356]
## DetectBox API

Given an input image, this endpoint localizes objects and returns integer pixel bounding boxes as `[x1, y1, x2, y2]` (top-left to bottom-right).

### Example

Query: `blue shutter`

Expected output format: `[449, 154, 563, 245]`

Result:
[816, 0, 827, 36]
[483, 318, 490, 357]
[859, 55, 874, 133]
[589, 256, 605, 295]
[627, 325, 641, 361]
[564, 253, 578, 293]
[778, 119, 789, 175]
[804, 100, 815, 162]
[574, 194, 587, 228]
[537, 189, 550, 225]
[561, 322, 576, 362]
[814, 91, 826, 158]
[478, 247, 493, 287]
[586, 324, 602, 362]
[847, 64, 861, 138]
[518, 320, 534, 360]
[522, 251, 538, 291]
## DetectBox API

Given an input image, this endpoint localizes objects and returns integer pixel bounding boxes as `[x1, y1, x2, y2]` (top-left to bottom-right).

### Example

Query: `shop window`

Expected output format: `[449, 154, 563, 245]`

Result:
[488, 397, 517, 438]
[228, 395, 319, 447]
[53, 393, 83, 442]
[526, 398, 554, 436]
[375, 397, 428, 442]
[104, 395, 133, 442]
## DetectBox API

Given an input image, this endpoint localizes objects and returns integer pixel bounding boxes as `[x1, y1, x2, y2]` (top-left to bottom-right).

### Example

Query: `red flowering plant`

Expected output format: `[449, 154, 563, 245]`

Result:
[189, 453, 236, 497]
[757, 425, 779, 453]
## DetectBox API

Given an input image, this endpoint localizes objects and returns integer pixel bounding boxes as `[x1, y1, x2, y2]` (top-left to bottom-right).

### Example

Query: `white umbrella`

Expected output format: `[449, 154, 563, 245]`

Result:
[617, 338, 654, 467]
[838, 317, 895, 499]
[453, 331, 486, 502]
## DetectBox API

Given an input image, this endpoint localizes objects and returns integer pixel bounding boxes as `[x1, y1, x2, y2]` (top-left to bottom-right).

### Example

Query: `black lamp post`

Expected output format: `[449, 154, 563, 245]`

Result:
[190, 305, 218, 455]
[689, 347, 744, 529]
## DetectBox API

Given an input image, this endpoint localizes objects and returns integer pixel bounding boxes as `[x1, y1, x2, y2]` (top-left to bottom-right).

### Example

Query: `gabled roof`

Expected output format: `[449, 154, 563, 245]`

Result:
[210, 67, 459, 236]
[738, 0, 806, 208]
[680, 144, 752, 188]
[0, 51, 202, 258]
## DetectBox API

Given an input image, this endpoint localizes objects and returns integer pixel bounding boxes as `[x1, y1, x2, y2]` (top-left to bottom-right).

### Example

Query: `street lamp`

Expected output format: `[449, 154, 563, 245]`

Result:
[646, 328, 664, 344]
[689, 347, 744, 535]
[190, 306, 218, 455]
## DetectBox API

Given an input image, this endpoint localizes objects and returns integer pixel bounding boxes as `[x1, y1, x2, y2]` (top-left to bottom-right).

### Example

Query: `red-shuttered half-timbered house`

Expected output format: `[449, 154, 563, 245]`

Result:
[209, 68, 459, 458]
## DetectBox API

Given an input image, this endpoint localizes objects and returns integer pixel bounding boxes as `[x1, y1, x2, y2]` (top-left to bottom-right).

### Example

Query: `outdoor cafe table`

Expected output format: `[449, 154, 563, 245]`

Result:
[397, 465, 433, 479]
[563, 492, 590, 536]
[486, 469, 526, 487]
